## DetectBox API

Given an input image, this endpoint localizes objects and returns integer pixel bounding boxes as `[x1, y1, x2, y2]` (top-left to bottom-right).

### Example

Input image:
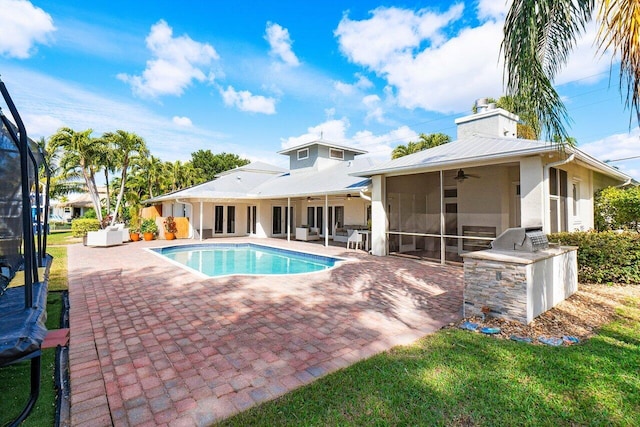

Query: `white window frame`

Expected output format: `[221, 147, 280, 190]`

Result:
[297, 148, 309, 160]
[329, 148, 344, 160]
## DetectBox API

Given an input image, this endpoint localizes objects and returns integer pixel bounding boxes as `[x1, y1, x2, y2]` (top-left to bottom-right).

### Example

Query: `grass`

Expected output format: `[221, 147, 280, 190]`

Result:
[46, 230, 80, 246]
[0, 292, 63, 427]
[220, 296, 640, 426]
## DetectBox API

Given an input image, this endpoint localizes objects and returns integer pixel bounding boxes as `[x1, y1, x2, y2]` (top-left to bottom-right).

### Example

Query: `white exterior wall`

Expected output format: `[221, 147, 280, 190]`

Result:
[520, 156, 544, 228]
[371, 175, 387, 256]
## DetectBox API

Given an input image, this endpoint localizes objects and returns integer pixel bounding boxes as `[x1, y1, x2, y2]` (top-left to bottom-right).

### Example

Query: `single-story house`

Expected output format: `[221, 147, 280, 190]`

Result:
[148, 103, 631, 264]
[354, 103, 631, 261]
[148, 141, 375, 246]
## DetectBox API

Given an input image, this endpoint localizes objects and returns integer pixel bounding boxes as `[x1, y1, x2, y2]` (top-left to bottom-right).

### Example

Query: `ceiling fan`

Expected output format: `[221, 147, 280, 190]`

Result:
[454, 169, 480, 182]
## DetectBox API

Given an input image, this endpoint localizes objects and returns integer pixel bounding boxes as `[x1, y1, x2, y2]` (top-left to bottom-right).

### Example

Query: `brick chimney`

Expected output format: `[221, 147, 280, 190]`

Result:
[455, 98, 519, 140]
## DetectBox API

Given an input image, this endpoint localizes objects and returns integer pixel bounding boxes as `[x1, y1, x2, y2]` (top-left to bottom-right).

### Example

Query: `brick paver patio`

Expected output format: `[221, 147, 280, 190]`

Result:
[68, 238, 463, 426]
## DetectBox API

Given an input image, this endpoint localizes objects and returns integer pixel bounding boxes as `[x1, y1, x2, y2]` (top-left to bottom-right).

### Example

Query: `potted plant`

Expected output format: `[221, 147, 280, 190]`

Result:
[163, 216, 177, 240]
[129, 227, 141, 242]
[140, 218, 158, 241]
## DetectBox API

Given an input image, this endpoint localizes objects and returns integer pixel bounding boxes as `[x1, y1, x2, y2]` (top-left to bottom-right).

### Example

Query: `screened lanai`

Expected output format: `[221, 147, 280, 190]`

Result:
[385, 164, 521, 264]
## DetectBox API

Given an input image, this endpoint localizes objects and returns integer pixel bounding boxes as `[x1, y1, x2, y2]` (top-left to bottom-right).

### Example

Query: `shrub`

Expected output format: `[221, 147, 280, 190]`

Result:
[548, 231, 640, 284]
[595, 186, 640, 231]
[140, 218, 158, 234]
[71, 218, 100, 237]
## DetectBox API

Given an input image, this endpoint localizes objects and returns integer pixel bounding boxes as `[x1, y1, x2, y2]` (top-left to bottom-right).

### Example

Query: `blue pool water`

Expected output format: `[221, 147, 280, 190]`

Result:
[151, 243, 342, 277]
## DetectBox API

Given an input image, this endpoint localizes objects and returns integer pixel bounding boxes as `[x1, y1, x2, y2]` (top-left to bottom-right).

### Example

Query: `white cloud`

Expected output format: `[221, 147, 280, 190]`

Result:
[362, 94, 385, 123]
[172, 116, 192, 127]
[220, 85, 277, 114]
[580, 127, 640, 179]
[477, 0, 511, 21]
[1, 64, 231, 162]
[333, 73, 373, 96]
[335, 5, 465, 69]
[281, 118, 350, 149]
[265, 22, 300, 67]
[336, 5, 506, 113]
[117, 20, 218, 98]
[22, 113, 64, 137]
[555, 21, 611, 85]
[0, 0, 55, 58]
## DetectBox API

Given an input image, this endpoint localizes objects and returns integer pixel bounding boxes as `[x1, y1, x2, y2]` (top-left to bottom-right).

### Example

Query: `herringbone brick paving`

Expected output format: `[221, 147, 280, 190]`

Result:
[68, 238, 463, 426]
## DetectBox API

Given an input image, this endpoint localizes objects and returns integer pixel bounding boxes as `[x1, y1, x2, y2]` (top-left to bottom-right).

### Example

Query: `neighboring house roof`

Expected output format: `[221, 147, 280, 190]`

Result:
[354, 134, 631, 182]
[148, 157, 373, 203]
[278, 139, 368, 155]
[55, 185, 108, 208]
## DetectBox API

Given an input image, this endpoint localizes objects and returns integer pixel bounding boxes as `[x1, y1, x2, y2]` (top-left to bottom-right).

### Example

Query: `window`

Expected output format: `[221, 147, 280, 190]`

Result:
[329, 148, 344, 160]
[572, 182, 580, 216]
[549, 167, 568, 232]
[227, 206, 235, 233]
[273, 206, 282, 234]
[214, 206, 224, 233]
[297, 148, 309, 160]
[307, 206, 314, 227]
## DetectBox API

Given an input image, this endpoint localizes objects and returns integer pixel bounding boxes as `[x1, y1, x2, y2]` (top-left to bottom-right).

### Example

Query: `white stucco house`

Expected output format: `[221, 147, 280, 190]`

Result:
[148, 104, 631, 264]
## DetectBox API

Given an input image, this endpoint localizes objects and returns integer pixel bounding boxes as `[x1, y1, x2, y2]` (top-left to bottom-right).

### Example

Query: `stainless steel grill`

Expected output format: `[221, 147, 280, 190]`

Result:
[491, 227, 549, 252]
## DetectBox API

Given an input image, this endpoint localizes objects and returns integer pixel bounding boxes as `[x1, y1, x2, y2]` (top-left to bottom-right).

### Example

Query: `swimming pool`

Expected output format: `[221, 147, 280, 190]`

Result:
[150, 243, 343, 277]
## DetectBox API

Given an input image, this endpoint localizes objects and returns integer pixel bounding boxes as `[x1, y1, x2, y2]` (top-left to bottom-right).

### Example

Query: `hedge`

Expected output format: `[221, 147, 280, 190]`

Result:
[548, 231, 640, 284]
[71, 218, 100, 237]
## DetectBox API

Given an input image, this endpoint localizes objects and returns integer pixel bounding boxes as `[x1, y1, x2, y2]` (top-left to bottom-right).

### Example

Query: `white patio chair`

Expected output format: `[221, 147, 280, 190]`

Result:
[346, 229, 363, 250]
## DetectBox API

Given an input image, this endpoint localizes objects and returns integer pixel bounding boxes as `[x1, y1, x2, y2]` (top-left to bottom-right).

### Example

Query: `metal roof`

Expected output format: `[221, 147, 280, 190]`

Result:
[354, 134, 631, 182]
[251, 157, 374, 198]
[148, 158, 373, 203]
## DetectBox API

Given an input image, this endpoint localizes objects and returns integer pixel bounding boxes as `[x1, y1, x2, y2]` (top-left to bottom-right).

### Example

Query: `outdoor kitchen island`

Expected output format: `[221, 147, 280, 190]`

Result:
[462, 228, 578, 324]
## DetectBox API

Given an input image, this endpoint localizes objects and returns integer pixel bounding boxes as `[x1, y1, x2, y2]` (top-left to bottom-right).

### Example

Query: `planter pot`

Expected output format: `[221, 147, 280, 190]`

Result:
[143, 232, 154, 241]
[165, 232, 176, 240]
[130, 232, 140, 242]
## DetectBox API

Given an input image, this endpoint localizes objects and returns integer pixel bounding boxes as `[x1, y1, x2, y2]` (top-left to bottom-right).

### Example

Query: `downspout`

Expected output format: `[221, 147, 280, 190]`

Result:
[176, 199, 194, 239]
[542, 153, 575, 232]
[616, 178, 632, 187]
[358, 189, 372, 201]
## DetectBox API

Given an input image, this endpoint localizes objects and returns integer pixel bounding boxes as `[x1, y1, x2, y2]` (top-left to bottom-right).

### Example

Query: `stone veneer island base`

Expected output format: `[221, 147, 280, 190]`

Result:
[461, 245, 578, 324]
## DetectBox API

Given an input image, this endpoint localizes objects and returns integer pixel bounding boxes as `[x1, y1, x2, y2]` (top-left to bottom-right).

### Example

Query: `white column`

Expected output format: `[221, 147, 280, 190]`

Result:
[520, 157, 545, 229]
[324, 194, 329, 247]
[440, 170, 445, 265]
[287, 197, 291, 241]
[199, 201, 203, 241]
[371, 175, 387, 256]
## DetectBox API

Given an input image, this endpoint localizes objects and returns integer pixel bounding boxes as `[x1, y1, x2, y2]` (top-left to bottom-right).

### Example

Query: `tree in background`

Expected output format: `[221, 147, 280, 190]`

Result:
[503, 0, 640, 141]
[101, 130, 148, 224]
[191, 150, 250, 181]
[391, 133, 451, 159]
[49, 127, 105, 226]
[595, 186, 640, 231]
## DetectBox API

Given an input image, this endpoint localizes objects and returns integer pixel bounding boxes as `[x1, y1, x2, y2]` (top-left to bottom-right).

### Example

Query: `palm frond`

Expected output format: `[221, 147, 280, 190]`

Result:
[502, 0, 594, 142]
[597, 0, 640, 126]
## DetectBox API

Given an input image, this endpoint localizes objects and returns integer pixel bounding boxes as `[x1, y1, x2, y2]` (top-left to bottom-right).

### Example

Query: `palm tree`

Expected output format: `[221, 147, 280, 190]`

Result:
[49, 127, 105, 225]
[391, 133, 451, 159]
[503, 0, 640, 140]
[101, 130, 148, 225]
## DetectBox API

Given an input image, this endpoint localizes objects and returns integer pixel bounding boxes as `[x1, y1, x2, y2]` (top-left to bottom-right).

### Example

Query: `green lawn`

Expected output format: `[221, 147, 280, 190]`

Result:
[46, 230, 80, 246]
[220, 296, 640, 426]
[0, 292, 63, 427]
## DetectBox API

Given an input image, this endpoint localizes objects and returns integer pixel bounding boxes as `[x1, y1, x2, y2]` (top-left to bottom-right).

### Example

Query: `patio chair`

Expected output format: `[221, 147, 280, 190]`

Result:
[346, 229, 363, 250]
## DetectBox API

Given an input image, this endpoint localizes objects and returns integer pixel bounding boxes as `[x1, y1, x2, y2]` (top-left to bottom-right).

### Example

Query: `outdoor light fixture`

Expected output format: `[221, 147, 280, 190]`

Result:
[307, 196, 311, 202]
[347, 194, 351, 200]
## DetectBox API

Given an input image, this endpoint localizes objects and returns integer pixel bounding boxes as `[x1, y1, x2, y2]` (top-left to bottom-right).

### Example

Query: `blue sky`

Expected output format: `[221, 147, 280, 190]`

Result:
[1, 0, 639, 179]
